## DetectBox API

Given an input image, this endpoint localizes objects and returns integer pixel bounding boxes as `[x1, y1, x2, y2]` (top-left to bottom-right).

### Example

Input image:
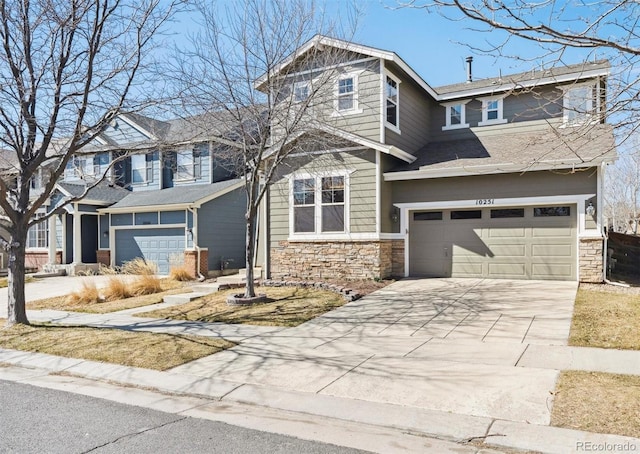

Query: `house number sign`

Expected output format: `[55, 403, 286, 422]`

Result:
[475, 198, 495, 205]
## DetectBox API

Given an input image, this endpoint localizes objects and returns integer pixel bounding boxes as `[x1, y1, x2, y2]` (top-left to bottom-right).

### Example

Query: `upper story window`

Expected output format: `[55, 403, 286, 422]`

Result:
[65, 156, 93, 180]
[385, 73, 400, 132]
[30, 169, 43, 190]
[27, 213, 48, 249]
[442, 100, 470, 130]
[175, 149, 202, 181]
[293, 81, 310, 103]
[334, 72, 362, 115]
[478, 95, 507, 126]
[131, 153, 153, 184]
[292, 174, 348, 235]
[563, 84, 595, 125]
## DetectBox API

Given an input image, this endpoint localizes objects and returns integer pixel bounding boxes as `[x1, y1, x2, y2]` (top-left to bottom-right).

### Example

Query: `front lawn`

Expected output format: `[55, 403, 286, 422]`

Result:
[570, 286, 640, 350]
[137, 286, 345, 327]
[551, 371, 640, 438]
[0, 319, 234, 370]
[27, 278, 188, 314]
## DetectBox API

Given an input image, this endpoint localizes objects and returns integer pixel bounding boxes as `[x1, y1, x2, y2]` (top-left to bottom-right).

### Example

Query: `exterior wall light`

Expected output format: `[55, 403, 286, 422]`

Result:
[586, 201, 596, 216]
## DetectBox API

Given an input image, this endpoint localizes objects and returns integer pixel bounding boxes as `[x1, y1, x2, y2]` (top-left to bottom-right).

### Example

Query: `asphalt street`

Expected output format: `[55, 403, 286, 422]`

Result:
[0, 380, 368, 454]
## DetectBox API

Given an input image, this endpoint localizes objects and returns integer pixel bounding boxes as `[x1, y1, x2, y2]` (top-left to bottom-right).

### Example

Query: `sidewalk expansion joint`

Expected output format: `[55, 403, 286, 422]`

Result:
[481, 313, 502, 342]
[521, 316, 536, 344]
[402, 337, 432, 358]
[314, 354, 375, 394]
[513, 344, 530, 367]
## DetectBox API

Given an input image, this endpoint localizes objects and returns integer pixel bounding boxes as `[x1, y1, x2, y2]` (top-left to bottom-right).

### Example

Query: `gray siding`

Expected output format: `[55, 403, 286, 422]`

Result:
[111, 213, 133, 226]
[129, 151, 161, 191]
[135, 212, 158, 225]
[269, 150, 377, 249]
[99, 214, 109, 249]
[384, 63, 432, 153]
[393, 169, 597, 204]
[160, 210, 185, 224]
[197, 188, 247, 270]
[163, 144, 212, 188]
[102, 118, 150, 144]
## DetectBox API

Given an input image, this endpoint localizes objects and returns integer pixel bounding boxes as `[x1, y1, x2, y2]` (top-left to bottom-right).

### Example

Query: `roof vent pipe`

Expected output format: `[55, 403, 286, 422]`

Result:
[466, 56, 473, 83]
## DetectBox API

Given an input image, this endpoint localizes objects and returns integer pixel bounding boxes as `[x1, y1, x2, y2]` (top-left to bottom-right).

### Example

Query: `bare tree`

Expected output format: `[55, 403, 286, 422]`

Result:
[171, 0, 358, 298]
[605, 151, 640, 234]
[0, 0, 177, 326]
[401, 1, 639, 136]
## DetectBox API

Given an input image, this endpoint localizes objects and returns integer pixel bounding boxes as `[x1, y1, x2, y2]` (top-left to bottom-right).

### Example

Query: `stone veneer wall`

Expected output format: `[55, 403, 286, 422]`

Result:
[579, 237, 604, 283]
[271, 240, 400, 280]
[184, 248, 209, 279]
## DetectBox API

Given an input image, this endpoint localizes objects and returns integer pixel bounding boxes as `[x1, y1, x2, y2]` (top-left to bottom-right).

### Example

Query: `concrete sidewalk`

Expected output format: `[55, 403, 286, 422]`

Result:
[2, 276, 640, 452]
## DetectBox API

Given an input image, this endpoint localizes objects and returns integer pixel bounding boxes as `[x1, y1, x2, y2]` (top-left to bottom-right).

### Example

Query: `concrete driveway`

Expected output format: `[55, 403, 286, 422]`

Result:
[172, 278, 575, 424]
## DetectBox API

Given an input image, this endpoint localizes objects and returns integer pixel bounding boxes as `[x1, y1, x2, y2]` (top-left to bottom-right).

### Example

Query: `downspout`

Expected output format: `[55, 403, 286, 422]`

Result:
[187, 207, 206, 282]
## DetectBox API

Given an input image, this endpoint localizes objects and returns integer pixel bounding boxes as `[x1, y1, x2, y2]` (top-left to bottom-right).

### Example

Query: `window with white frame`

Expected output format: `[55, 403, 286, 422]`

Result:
[442, 100, 470, 130]
[27, 214, 48, 249]
[293, 81, 310, 103]
[131, 153, 152, 184]
[334, 72, 363, 115]
[175, 149, 202, 181]
[65, 156, 93, 180]
[292, 174, 347, 234]
[563, 85, 594, 125]
[385, 74, 400, 130]
[478, 96, 507, 126]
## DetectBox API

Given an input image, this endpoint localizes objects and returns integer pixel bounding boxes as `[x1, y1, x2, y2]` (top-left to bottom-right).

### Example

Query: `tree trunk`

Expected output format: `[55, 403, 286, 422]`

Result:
[244, 210, 256, 298]
[6, 229, 29, 326]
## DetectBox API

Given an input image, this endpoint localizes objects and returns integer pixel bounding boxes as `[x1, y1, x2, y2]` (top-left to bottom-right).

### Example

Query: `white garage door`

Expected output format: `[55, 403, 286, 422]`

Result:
[409, 205, 576, 280]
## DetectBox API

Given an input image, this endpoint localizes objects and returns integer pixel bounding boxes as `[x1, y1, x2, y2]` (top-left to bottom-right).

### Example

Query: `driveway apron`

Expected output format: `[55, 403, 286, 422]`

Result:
[173, 278, 579, 424]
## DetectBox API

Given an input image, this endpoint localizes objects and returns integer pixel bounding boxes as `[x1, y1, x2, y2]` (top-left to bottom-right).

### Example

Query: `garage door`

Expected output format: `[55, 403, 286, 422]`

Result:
[409, 205, 576, 280]
[115, 228, 185, 275]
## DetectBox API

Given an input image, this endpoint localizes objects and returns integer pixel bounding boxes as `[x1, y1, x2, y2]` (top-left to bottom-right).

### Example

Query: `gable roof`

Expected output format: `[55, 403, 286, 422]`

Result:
[102, 178, 243, 212]
[254, 34, 440, 99]
[385, 123, 616, 180]
[436, 60, 610, 100]
[57, 181, 131, 205]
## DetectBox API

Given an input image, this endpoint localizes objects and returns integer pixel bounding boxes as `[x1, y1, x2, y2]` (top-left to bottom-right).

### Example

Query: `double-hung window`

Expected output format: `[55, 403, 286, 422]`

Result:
[442, 100, 470, 130]
[563, 84, 594, 125]
[175, 149, 202, 181]
[335, 72, 362, 115]
[293, 81, 310, 103]
[385, 74, 400, 131]
[27, 214, 48, 249]
[292, 174, 347, 235]
[477, 95, 507, 126]
[131, 154, 147, 183]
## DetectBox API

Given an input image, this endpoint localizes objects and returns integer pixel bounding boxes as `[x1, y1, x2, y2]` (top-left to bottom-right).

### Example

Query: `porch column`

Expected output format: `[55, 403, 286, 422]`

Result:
[73, 208, 82, 263]
[47, 215, 57, 264]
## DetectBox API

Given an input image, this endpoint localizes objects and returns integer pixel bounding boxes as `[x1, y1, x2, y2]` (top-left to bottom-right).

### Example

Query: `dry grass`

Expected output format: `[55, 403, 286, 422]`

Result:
[0, 319, 234, 370]
[169, 265, 193, 282]
[138, 286, 345, 327]
[66, 280, 101, 306]
[28, 279, 187, 314]
[121, 257, 158, 275]
[570, 287, 640, 350]
[0, 276, 35, 288]
[130, 274, 163, 295]
[551, 371, 640, 438]
[103, 276, 132, 301]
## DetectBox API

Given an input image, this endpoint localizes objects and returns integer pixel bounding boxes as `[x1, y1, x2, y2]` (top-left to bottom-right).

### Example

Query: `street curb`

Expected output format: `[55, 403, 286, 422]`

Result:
[2, 347, 639, 454]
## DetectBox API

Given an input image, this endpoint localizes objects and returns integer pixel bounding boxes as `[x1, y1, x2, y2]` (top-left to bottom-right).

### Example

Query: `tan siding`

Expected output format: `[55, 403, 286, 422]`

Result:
[393, 169, 597, 204]
[384, 66, 432, 153]
[268, 150, 377, 249]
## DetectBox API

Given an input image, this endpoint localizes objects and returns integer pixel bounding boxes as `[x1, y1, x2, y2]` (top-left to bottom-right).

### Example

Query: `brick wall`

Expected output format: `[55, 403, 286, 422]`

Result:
[25, 251, 61, 271]
[579, 237, 603, 283]
[270, 240, 397, 280]
[184, 248, 209, 279]
[97, 250, 110, 267]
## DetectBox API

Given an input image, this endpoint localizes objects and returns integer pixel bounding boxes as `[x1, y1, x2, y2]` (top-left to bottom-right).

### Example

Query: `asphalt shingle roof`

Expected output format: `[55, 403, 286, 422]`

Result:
[58, 181, 131, 204]
[106, 178, 243, 210]
[388, 123, 616, 173]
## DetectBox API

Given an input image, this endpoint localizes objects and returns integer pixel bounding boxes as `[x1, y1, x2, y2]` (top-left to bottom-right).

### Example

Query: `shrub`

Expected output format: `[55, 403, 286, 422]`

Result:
[121, 258, 158, 275]
[98, 264, 118, 275]
[170, 265, 194, 282]
[102, 276, 132, 301]
[131, 273, 163, 296]
[66, 280, 100, 305]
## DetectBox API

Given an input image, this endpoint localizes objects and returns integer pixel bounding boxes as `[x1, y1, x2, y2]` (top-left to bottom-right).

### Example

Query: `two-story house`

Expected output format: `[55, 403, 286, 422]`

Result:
[26, 113, 248, 276]
[257, 36, 616, 283]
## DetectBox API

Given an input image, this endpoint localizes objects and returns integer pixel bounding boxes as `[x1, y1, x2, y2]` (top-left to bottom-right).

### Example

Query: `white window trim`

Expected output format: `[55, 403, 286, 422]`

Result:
[175, 149, 196, 182]
[333, 71, 364, 116]
[477, 94, 508, 126]
[293, 80, 311, 104]
[441, 100, 470, 130]
[384, 71, 401, 134]
[131, 154, 148, 184]
[288, 171, 352, 239]
[560, 82, 596, 127]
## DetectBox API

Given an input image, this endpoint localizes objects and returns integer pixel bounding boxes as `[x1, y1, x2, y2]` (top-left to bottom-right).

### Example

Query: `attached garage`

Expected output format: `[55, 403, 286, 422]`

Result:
[408, 205, 576, 280]
[114, 228, 185, 274]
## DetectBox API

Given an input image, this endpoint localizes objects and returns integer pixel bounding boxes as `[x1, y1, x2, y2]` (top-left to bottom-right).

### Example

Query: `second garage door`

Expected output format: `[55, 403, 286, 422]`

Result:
[115, 228, 185, 275]
[409, 205, 576, 280]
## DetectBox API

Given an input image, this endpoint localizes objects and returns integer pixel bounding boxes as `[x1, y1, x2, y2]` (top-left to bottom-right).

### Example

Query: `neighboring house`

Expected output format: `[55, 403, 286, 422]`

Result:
[257, 36, 616, 283]
[25, 113, 247, 276]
